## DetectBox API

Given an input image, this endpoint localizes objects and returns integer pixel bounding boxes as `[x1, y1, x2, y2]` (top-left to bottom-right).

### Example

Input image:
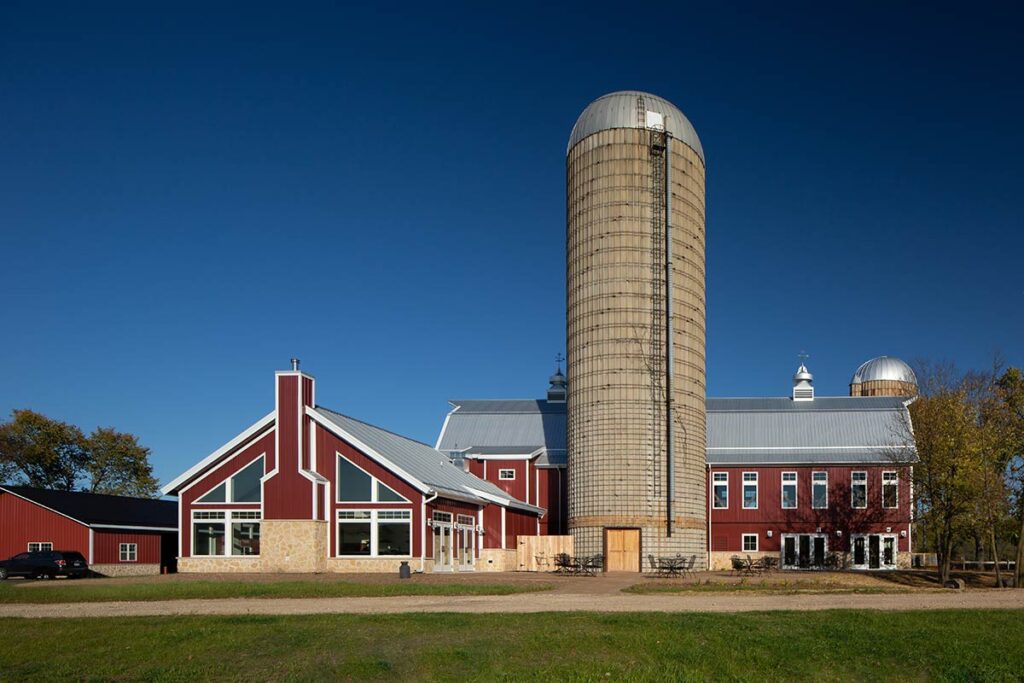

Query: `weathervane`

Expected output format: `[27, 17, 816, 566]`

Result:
[555, 353, 565, 370]
[798, 351, 809, 365]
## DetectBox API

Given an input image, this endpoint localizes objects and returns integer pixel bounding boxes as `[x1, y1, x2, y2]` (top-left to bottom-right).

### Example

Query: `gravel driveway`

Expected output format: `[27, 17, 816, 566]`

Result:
[3, 588, 1024, 619]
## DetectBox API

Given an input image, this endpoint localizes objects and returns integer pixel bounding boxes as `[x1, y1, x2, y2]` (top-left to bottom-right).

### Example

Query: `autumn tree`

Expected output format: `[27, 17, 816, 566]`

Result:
[0, 410, 159, 498]
[992, 368, 1024, 587]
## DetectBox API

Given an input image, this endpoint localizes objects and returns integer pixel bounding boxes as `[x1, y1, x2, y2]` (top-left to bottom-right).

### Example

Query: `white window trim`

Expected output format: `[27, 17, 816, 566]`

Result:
[780, 533, 829, 569]
[712, 472, 728, 509]
[191, 510, 263, 557]
[194, 454, 265, 505]
[27, 542, 53, 552]
[498, 468, 516, 481]
[849, 533, 899, 569]
[781, 471, 797, 509]
[742, 472, 758, 510]
[882, 471, 898, 509]
[119, 543, 138, 562]
[851, 471, 868, 509]
[741, 533, 758, 552]
[812, 471, 828, 509]
[336, 508, 413, 559]
[336, 452, 411, 504]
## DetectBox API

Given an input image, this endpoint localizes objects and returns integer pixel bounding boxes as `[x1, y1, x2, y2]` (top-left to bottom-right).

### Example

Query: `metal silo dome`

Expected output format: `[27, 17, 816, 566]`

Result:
[567, 91, 705, 162]
[851, 356, 918, 385]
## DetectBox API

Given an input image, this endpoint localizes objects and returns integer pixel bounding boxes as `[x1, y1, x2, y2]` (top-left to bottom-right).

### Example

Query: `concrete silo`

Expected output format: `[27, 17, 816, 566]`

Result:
[566, 91, 707, 570]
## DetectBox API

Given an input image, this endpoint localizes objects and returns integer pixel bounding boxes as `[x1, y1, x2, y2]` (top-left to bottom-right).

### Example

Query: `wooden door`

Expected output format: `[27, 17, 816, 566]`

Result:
[605, 529, 640, 572]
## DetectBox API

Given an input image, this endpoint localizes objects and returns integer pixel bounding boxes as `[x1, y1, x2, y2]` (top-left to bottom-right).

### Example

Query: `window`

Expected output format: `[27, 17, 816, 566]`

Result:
[742, 472, 758, 509]
[712, 472, 728, 509]
[498, 469, 516, 480]
[119, 543, 137, 562]
[27, 542, 53, 552]
[337, 455, 373, 502]
[882, 471, 898, 508]
[337, 509, 412, 557]
[457, 514, 475, 526]
[196, 455, 265, 504]
[812, 472, 828, 509]
[742, 534, 758, 552]
[192, 510, 261, 556]
[432, 511, 453, 523]
[852, 471, 867, 509]
[781, 472, 797, 509]
[337, 454, 409, 503]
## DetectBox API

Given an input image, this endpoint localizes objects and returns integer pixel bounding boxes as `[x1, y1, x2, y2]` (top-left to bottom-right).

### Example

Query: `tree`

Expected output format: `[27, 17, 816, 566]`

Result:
[85, 427, 159, 497]
[0, 410, 159, 498]
[901, 362, 987, 585]
[0, 410, 88, 490]
[992, 368, 1024, 587]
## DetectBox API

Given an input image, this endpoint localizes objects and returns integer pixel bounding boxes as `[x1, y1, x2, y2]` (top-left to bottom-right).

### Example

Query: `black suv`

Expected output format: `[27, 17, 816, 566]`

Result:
[0, 550, 89, 579]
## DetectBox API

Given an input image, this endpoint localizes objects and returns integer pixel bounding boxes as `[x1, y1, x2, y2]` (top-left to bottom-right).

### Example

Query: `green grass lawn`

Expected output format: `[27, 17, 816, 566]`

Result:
[0, 578, 550, 604]
[0, 610, 1020, 681]
[625, 579, 913, 595]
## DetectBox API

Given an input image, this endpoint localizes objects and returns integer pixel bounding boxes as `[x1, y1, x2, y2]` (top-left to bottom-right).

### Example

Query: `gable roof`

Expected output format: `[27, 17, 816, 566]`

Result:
[706, 396, 915, 465]
[0, 486, 177, 530]
[436, 399, 567, 466]
[437, 395, 914, 466]
[312, 407, 543, 514]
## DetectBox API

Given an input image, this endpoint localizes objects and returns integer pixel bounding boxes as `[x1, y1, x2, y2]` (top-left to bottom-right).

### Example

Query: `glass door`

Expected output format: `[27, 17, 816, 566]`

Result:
[458, 528, 475, 571]
[783, 536, 796, 567]
[853, 536, 866, 566]
[882, 537, 895, 568]
[798, 535, 811, 568]
[869, 535, 881, 569]
[433, 524, 452, 571]
[813, 536, 826, 568]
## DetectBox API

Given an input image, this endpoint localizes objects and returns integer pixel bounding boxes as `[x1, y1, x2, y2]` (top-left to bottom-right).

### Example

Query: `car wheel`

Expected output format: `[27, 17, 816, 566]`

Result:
[0, 568, 7, 580]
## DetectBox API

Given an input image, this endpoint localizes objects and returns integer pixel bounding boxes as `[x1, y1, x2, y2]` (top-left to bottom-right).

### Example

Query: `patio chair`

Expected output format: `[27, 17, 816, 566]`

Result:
[553, 553, 572, 574]
[761, 556, 778, 573]
[582, 555, 603, 576]
[648, 554, 664, 577]
[683, 554, 698, 578]
[730, 555, 746, 575]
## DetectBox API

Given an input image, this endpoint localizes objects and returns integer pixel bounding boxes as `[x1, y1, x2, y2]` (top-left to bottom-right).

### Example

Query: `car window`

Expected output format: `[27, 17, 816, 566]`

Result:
[12, 553, 30, 561]
[61, 552, 86, 562]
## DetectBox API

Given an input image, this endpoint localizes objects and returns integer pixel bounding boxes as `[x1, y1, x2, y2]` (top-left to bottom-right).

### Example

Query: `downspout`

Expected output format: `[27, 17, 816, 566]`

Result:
[706, 464, 712, 570]
[421, 491, 438, 572]
[665, 133, 674, 536]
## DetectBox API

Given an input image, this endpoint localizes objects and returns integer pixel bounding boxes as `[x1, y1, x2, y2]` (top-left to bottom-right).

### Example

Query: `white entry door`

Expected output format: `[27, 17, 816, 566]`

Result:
[433, 524, 453, 571]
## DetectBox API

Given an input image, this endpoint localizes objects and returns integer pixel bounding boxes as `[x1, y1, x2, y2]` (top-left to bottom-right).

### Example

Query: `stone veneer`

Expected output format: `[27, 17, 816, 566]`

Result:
[91, 563, 162, 577]
[178, 556, 263, 573]
[477, 549, 516, 572]
[259, 520, 328, 573]
[325, 558, 432, 573]
[709, 550, 913, 571]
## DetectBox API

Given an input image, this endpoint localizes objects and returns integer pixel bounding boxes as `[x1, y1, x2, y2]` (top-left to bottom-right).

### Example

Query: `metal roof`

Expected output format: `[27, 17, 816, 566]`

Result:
[314, 407, 542, 514]
[0, 486, 177, 529]
[851, 356, 918, 385]
[437, 396, 913, 466]
[567, 90, 705, 162]
[437, 400, 567, 457]
[706, 396, 915, 465]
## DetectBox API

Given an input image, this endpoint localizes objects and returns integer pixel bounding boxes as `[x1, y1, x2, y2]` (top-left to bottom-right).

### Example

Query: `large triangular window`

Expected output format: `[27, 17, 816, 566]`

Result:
[196, 455, 264, 503]
[336, 453, 409, 503]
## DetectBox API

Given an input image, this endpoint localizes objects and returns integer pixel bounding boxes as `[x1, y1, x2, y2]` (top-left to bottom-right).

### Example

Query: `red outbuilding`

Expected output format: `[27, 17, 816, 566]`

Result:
[0, 486, 178, 576]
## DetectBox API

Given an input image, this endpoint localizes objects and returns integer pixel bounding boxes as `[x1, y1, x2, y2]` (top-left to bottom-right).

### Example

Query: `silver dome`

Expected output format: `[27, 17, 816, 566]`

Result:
[851, 356, 917, 385]
[567, 91, 705, 162]
[793, 364, 813, 382]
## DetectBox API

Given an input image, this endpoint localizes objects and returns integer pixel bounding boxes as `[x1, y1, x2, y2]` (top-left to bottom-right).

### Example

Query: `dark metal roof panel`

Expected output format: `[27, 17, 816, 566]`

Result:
[0, 486, 177, 528]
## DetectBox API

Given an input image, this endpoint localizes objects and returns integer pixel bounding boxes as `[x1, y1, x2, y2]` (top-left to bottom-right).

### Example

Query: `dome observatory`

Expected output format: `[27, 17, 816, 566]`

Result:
[849, 356, 918, 397]
[566, 91, 707, 568]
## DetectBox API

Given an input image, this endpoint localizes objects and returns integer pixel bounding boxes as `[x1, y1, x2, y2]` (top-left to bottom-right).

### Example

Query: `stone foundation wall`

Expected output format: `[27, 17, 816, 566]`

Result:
[325, 558, 430, 573]
[178, 557, 263, 573]
[259, 520, 328, 573]
[91, 563, 162, 577]
[477, 549, 516, 572]
[710, 550, 913, 571]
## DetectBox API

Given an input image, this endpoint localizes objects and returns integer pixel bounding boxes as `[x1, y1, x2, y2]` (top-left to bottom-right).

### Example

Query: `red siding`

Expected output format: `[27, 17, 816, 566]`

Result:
[179, 430, 273, 557]
[317, 425, 420, 557]
[93, 530, 162, 564]
[708, 465, 913, 552]
[536, 467, 567, 534]
[264, 373, 315, 519]
[0, 492, 89, 560]
[505, 509, 536, 548]
[482, 504, 503, 549]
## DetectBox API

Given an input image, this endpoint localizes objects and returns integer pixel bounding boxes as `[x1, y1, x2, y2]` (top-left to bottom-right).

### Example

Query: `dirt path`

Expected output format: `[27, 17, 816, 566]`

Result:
[3, 589, 1024, 619]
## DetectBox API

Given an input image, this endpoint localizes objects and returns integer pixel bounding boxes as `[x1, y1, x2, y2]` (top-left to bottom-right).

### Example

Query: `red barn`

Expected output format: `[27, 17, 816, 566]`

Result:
[706, 371, 916, 570]
[434, 367, 569, 536]
[0, 486, 177, 576]
[162, 362, 543, 573]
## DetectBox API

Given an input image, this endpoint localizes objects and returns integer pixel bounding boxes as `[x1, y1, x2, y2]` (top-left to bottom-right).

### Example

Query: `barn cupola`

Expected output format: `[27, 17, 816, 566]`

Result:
[547, 363, 567, 403]
[792, 363, 814, 401]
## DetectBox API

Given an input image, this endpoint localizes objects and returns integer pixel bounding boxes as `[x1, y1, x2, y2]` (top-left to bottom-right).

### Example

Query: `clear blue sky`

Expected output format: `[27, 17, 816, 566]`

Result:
[2, 2, 1021, 488]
